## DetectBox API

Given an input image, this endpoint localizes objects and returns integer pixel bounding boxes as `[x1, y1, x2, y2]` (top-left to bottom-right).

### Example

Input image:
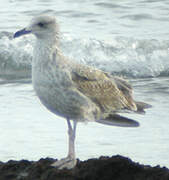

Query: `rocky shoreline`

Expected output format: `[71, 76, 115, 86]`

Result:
[0, 155, 168, 180]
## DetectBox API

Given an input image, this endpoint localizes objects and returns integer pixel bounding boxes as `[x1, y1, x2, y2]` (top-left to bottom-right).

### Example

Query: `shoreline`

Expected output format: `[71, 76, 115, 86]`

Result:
[0, 155, 168, 180]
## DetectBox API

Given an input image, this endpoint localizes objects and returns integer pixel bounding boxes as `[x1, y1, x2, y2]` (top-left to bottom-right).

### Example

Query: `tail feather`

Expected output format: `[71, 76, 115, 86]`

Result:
[135, 101, 152, 114]
[96, 114, 139, 127]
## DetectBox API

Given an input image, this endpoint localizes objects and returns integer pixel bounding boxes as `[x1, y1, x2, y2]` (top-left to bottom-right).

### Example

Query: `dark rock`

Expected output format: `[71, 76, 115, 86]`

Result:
[0, 155, 168, 180]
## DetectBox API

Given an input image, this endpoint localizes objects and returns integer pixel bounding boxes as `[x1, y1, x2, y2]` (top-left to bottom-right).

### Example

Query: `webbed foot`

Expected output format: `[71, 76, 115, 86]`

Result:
[51, 156, 77, 169]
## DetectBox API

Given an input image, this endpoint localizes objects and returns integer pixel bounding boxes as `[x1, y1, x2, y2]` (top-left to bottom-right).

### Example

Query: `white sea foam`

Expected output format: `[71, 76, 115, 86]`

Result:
[1, 32, 169, 79]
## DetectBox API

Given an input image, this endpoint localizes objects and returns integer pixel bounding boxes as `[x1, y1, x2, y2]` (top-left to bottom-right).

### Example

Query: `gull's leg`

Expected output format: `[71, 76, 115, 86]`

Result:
[67, 118, 77, 160]
[51, 118, 77, 169]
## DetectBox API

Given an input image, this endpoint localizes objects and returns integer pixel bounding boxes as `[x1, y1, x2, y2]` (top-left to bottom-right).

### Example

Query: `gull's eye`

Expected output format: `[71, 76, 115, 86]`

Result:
[37, 22, 44, 28]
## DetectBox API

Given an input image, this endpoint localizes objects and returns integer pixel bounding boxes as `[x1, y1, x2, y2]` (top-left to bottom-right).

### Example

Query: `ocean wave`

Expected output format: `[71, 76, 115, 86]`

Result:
[0, 31, 169, 79]
[0, 32, 32, 79]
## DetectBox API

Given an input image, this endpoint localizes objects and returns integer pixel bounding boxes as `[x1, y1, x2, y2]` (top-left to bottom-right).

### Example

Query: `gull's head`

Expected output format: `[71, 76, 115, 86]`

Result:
[14, 15, 59, 39]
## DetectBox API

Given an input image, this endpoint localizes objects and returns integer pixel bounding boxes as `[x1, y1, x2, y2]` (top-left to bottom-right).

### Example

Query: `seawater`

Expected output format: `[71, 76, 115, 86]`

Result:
[0, 0, 169, 168]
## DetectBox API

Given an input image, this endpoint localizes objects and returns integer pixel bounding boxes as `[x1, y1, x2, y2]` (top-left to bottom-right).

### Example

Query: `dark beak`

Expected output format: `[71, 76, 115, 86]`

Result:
[13, 28, 31, 38]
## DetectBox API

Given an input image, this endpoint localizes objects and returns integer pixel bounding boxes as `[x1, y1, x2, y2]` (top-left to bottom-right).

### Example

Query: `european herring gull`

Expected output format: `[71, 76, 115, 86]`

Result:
[14, 15, 151, 169]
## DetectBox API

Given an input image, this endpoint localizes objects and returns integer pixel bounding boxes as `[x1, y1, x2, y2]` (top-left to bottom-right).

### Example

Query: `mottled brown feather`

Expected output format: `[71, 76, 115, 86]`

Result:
[71, 64, 137, 113]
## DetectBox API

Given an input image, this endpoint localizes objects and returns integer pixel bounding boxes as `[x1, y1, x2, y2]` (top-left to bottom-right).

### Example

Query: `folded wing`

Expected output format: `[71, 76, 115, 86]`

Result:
[71, 64, 137, 113]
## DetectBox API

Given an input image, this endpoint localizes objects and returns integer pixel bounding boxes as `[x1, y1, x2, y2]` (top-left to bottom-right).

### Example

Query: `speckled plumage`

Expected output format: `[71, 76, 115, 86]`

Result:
[14, 15, 151, 169]
[32, 38, 138, 122]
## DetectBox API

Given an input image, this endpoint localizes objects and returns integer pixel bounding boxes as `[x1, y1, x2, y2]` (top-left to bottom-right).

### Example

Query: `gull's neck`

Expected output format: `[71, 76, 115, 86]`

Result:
[33, 35, 60, 64]
[36, 35, 59, 50]
[33, 34, 70, 71]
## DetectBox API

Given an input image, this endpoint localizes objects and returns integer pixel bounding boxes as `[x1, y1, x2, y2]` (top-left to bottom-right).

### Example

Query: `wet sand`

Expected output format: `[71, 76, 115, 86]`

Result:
[0, 155, 168, 180]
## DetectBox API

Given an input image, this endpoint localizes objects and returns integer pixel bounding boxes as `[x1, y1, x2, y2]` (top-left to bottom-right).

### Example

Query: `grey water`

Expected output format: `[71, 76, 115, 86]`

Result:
[0, 0, 169, 168]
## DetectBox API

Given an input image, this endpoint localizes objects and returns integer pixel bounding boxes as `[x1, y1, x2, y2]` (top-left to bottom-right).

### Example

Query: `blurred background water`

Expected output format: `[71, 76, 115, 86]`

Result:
[0, 0, 169, 168]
